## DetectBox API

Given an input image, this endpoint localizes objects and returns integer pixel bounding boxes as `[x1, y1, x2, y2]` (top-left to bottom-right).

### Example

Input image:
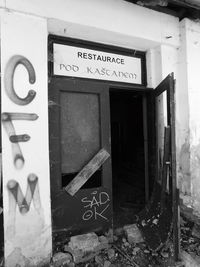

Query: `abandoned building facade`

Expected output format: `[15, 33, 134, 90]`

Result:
[0, 0, 200, 266]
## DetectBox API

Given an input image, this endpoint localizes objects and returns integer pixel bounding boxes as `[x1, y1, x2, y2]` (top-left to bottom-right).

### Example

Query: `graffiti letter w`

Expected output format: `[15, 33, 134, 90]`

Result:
[7, 174, 41, 214]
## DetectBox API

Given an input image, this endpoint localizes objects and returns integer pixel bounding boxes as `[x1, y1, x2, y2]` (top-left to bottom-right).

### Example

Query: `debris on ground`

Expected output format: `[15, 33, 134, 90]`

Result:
[180, 214, 200, 266]
[50, 214, 200, 266]
[51, 224, 178, 267]
[1, 214, 200, 266]
[51, 252, 74, 267]
[123, 224, 144, 244]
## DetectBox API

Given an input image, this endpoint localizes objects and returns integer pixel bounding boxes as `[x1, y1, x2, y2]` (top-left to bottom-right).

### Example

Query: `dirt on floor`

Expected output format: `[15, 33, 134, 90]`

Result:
[0, 214, 200, 266]
[74, 232, 178, 267]
[49, 213, 200, 267]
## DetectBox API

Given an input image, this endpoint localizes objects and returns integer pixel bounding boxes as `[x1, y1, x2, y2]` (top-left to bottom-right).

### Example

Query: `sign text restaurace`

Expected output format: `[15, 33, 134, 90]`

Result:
[59, 63, 137, 80]
[81, 191, 110, 222]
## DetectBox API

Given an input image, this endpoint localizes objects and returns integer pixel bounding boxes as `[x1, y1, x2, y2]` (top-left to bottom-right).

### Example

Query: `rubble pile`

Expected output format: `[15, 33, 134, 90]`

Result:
[180, 215, 200, 266]
[75, 227, 176, 267]
[1, 215, 200, 266]
[52, 224, 177, 267]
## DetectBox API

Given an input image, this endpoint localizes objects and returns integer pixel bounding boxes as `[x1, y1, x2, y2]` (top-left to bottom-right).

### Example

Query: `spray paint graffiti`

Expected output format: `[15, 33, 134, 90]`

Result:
[81, 190, 110, 221]
[6, 174, 43, 242]
[3, 55, 44, 241]
[2, 15, 52, 266]
[2, 112, 38, 169]
[4, 55, 36, 105]
[2, 54, 38, 169]
[7, 174, 41, 214]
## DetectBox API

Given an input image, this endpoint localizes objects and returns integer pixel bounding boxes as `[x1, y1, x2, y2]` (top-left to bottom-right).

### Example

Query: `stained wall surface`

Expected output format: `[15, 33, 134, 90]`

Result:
[1, 0, 200, 265]
[178, 19, 200, 216]
[1, 11, 52, 266]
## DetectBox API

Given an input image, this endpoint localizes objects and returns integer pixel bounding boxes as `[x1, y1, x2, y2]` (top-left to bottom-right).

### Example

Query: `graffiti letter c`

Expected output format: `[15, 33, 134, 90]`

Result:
[4, 55, 36, 106]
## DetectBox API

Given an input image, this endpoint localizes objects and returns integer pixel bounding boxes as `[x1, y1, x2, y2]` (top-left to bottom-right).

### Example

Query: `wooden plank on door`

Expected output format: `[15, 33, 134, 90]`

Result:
[65, 148, 110, 196]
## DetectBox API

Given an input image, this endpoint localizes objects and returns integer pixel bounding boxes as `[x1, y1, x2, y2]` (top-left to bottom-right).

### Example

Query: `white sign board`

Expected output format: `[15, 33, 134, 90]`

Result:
[54, 43, 142, 84]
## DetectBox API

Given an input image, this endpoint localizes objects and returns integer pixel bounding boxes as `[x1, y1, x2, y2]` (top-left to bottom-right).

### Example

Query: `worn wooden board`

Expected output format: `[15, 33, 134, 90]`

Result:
[65, 148, 110, 196]
[136, 74, 176, 252]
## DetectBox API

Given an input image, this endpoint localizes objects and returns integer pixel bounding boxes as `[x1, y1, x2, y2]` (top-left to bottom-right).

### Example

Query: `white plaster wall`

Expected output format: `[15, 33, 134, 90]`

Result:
[179, 19, 200, 214]
[177, 20, 191, 197]
[0, 0, 5, 7]
[1, 11, 52, 266]
[0, 0, 186, 265]
[0, 0, 179, 50]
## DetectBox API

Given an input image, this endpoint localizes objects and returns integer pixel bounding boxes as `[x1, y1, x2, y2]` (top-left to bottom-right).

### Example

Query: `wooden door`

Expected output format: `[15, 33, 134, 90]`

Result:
[49, 78, 112, 237]
[137, 73, 179, 260]
[154, 73, 179, 260]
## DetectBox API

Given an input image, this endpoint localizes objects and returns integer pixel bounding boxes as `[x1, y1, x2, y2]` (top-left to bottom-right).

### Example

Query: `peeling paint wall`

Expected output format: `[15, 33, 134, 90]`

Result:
[177, 20, 191, 198]
[1, 0, 199, 265]
[0, 0, 180, 50]
[1, 11, 52, 266]
[178, 19, 200, 215]
[147, 19, 200, 219]
[186, 20, 200, 214]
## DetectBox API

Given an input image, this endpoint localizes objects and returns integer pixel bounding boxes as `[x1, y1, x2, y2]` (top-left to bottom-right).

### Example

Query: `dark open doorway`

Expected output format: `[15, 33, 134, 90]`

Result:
[110, 89, 146, 228]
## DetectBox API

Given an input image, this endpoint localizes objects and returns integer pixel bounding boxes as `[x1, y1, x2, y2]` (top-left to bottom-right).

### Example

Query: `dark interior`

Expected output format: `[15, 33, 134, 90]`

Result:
[110, 89, 146, 228]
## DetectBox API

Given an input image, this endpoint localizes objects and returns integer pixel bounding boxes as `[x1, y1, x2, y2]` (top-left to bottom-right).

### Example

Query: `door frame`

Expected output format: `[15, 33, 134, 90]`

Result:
[48, 35, 156, 236]
[48, 76, 153, 235]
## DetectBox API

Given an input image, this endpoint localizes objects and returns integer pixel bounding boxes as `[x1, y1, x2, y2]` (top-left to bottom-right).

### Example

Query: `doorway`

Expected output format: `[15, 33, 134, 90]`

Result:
[110, 89, 147, 228]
